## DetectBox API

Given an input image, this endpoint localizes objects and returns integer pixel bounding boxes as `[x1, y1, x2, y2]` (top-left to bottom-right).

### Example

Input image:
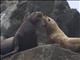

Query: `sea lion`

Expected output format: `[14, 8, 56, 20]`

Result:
[14, 12, 43, 52]
[42, 15, 80, 52]
[1, 12, 43, 58]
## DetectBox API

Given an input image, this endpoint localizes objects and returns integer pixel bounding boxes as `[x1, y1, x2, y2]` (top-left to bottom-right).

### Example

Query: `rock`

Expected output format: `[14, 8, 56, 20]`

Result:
[50, 1, 80, 37]
[67, 9, 80, 37]
[0, 1, 19, 38]
[3, 44, 80, 60]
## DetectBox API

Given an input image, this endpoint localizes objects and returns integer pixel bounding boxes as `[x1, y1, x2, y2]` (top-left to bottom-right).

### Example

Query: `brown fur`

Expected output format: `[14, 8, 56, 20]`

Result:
[42, 15, 80, 52]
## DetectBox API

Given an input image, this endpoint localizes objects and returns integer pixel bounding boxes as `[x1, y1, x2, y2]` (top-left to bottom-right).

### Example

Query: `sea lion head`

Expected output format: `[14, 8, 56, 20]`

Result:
[26, 11, 44, 25]
[41, 15, 56, 27]
[40, 15, 57, 35]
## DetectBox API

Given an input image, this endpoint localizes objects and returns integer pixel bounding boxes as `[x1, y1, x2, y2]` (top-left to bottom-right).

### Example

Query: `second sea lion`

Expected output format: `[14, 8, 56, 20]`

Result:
[42, 15, 80, 52]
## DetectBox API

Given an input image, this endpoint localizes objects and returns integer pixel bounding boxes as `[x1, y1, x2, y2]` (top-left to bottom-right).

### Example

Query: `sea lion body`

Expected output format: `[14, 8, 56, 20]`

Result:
[14, 12, 43, 51]
[42, 16, 80, 51]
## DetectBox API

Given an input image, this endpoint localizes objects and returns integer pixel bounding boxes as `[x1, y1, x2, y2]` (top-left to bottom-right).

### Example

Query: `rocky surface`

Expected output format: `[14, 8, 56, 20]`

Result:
[3, 44, 80, 60]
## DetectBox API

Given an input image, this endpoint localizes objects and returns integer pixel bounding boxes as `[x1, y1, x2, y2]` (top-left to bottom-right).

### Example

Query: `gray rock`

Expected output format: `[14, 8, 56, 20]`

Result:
[3, 44, 80, 60]
[1, 1, 19, 38]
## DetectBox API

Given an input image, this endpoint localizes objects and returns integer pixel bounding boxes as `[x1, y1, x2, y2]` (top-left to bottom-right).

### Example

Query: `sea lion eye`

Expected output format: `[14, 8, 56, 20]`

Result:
[48, 18, 50, 21]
